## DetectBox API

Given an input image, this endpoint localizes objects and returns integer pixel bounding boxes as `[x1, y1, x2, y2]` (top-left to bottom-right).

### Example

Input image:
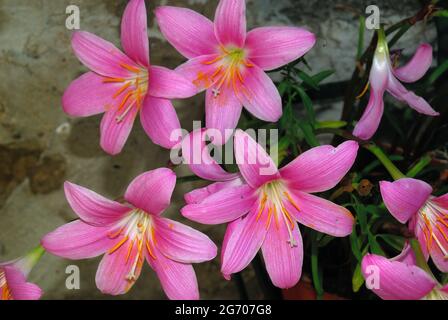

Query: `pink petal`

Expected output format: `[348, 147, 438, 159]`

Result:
[64, 182, 130, 226]
[42, 220, 114, 260]
[246, 27, 316, 71]
[147, 248, 199, 300]
[175, 54, 221, 92]
[393, 44, 432, 83]
[125, 168, 176, 215]
[181, 129, 240, 181]
[3, 267, 42, 300]
[95, 237, 143, 295]
[154, 217, 217, 263]
[140, 96, 182, 149]
[361, 253, 436, 300]
[148, 66, 197, 99]
[62, 72, 116, 117]
[410, 215, 430, 261]
[353, 50, 389, 140]
[181, 184, 256, 224]
[238, 65, 282, 122]
[280, 141, 359, 193]
[286, 191, 354, 237]
[221, 204, 269, 279]
[387, 74, 439, 116]
[155, 6, 219, 59]
[100, 104, 138, 155]
[432, 193, 448, 207]
[121, 0, 150, 67]
[206, 88, 243, 145]
[214, 0, 246, 48]
[391, 242, 417, 266]
[234, 129, 280, 189]
[184, 178, 244, 205]
[71, 31, 137, 78]
[380, 178, 432, 224]
[353, 86, 385, 140]
[261, 221, 303, 289]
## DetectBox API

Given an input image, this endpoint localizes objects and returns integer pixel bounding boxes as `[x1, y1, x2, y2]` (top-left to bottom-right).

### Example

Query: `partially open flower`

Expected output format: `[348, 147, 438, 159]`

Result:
[353, 29, 438, 140]
[0, 246, 44, 300]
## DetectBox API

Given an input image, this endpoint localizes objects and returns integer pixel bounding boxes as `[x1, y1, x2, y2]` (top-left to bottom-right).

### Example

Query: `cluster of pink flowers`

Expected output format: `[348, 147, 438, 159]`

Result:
[1, 0, 443, 301]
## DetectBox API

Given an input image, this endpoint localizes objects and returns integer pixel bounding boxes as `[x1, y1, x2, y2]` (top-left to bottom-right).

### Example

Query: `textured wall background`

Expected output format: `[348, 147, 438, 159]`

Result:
[0, 0, 437, 299]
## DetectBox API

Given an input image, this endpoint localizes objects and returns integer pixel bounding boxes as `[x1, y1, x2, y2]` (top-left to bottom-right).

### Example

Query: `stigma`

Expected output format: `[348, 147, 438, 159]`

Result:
[102, 63, 149, 123]
[256, 181, 301, 248]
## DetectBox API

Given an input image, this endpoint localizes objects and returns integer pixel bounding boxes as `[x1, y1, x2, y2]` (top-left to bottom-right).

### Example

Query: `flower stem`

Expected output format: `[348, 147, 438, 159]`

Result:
[311, 231, 324, 300]
[410, 239, 433, 276]
[364, 144, 406, 180]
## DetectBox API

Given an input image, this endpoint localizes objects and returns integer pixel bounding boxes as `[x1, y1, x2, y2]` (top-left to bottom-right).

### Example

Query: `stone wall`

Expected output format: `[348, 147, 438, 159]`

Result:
[0, 0, 437, 299]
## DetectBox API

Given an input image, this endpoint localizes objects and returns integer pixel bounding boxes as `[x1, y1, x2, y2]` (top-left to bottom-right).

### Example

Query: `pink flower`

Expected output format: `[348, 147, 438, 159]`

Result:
[156, 0, 316, 145]
[63, 0, 196, 155]
[181, 130, 358, 288]
[380, 178, 448, 272]
[361, 243, 448, 300]
[42, 169, 217, 299]
[353, 31, 439, 140]
[0, 246, 44, 300]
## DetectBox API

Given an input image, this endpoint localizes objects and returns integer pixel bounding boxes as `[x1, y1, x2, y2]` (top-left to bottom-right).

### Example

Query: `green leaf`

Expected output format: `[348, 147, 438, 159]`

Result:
[295, 69, 319, 90]
[297, 121, 319, 147]
[311, 70, 334, 84]
[294, 85, 316, 124]
[311, 231, 324, 300]
[315, 121, 348, 129]
[350, 228, 362, 261]
[352, 263, 365, 292]
[428, 59, 448, 85]
[376, 234, 405, 252]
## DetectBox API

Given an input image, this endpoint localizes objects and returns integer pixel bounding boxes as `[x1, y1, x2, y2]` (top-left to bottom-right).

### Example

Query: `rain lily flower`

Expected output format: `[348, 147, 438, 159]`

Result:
[42, 169, 217, 299]
[182, 130, 358, 288]
[0, 246, 44, 300]
[353, 29, 439, 140]
[380, 178, 448, 272]
[361, 243, 448, 300]
[63, 0, 196, 155]
[156, 0, 316, 144]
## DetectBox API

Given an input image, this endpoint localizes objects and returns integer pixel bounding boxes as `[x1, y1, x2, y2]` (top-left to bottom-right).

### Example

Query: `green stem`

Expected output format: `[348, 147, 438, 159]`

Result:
[410, 239, 433, 276]
[364, 144, 406, 180]
[406, 155, 432, 178]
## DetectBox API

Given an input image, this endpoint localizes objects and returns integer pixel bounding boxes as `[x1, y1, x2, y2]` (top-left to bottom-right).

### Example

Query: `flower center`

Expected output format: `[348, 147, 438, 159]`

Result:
[0, 269, 12, 300]
[195, 46, 253, 99]
[103, 63, 149, 123]
[107, 209, 156, 284]
[257, 180, 301, 247]
[418, 200, 448, 258]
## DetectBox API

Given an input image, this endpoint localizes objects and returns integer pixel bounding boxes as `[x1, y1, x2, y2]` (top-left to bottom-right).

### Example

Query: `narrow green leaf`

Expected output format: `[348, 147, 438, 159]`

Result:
[311, 70, 334, 84]
[352, 263, 365, 292]
[295, 69, 319, 90]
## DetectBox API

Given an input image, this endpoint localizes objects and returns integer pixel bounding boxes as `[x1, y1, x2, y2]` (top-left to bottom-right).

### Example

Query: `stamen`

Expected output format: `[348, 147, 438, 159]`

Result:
[116, 100, 137, 123]
[266, 207, 273, 229]
[125, 240, 134, 263]
[120, 63, 141, 73]
[103, 77, 125, 83]
[203, 55, 224, 65]
[113, 82, 131, 98]
[146, 240, 156, 260]
[108, 236, 129, 255]
[256, 193, 267, 221]
[356, 82, 370, 100]
[108, 227, 124, 239]
[284, 191, 301, 212]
